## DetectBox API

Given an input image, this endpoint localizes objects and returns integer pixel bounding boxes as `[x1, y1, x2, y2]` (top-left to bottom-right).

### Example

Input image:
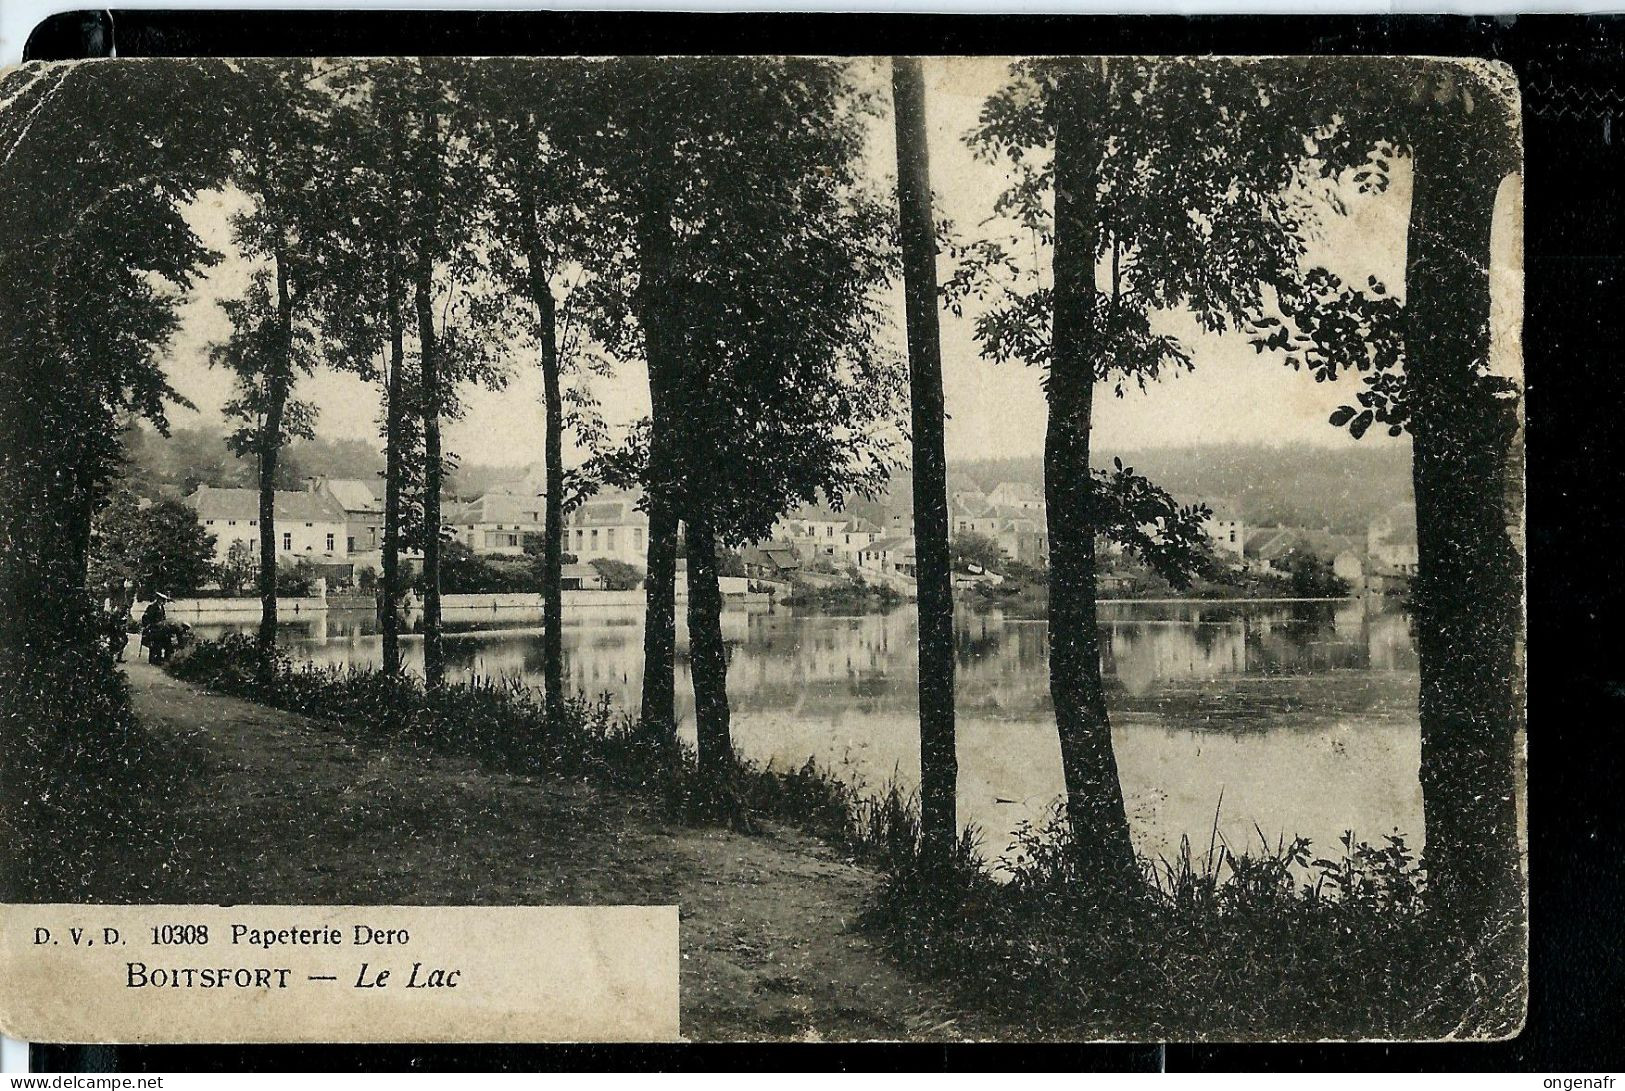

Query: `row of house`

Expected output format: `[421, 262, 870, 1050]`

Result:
[1225, 502, 1418, 589]
[947, 479, 1050, 568]
[186, 468, 1417, 596]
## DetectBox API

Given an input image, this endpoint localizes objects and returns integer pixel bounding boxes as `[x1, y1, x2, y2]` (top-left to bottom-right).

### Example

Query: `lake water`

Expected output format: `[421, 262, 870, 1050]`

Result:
[192, 598, 1423, 867]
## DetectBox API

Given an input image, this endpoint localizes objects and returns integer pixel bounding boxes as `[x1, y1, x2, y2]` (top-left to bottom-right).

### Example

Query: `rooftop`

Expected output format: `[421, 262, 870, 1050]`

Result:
[320, 477, 382, 514]
[446, 492, 544, 527]
[570, 490, 650, 528]
[188, 486, 345, 524]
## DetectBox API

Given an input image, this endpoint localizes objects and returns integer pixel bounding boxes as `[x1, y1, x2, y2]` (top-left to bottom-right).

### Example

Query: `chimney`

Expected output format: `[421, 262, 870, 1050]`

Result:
[305, 476, 323, 494]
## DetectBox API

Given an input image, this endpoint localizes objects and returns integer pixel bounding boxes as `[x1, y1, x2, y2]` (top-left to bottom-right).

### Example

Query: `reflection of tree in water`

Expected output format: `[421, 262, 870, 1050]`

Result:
[1188, 617, 1227, 656]
[955, 613, 1004, 664]
[253, 601, 1415, 726]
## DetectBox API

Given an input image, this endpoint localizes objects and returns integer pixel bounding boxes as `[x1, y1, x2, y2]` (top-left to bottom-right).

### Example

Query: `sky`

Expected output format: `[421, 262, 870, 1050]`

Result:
[155, 57, 1523, 472]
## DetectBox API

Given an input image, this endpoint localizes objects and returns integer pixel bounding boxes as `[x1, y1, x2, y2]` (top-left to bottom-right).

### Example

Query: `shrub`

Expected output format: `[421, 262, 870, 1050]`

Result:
[167, 636, 926, 867]
[783, 574, 903, 611]
[588, 558, 643, 591]
[276, 557, 323, 596]
[0, 601, 175, 901]
[864, 805, 1525, 1041]
[165, 636, 1523, 1041]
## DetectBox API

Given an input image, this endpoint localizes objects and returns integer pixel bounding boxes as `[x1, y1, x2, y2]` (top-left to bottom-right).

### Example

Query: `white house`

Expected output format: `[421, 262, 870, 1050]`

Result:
[986, 481, 1045, 514]
[567, 489, 650, 566]
[309, 477, 384, 556]
[950, 495, 1004, 539]
[445, 489, 546, 556]
[772, 503, 850, 559]
[187, 486, 348, 565]
[835, 517, 883, 559]
[1201, 497, 1246, 563]
[1368, 502, 1419, 575]
[859, 534, 917, 578]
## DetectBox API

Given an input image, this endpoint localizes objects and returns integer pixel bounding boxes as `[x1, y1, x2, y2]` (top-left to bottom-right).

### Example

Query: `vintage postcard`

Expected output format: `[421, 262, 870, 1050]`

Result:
[0, 54, 1525, 1043]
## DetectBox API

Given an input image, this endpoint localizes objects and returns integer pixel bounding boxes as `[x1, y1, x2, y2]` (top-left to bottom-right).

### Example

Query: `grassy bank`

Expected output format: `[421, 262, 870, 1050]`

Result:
[167, 635, 1523, 1040]
[168, 634, 926, 866]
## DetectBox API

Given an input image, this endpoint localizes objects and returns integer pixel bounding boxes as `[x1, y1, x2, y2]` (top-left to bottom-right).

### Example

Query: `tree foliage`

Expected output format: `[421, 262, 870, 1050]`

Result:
[0, 62, 232, 652]
[88, 493, 216, 598]
[947, 58, 1334, 575]
[949, 532, 1005, 573]
[602, 58, 905, 544]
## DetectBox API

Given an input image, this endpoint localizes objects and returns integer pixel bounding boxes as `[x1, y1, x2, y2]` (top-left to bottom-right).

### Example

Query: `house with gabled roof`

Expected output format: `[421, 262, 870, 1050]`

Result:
[986, 480, 1045, 513]
[1367, 502, 1419, 575]
[445, 489, 546, 556]
[186, 485, 348, 566]
[858, 534, 917, 579]
[741, 542, 803, 580]
[950, 494, 1003, 539]
[1174, 494, 1245, 564]
[306, 477, 385, 556]
[772, 501, 850, 559]
[836, 516, 883, 559]
[566, 488, 650, 567]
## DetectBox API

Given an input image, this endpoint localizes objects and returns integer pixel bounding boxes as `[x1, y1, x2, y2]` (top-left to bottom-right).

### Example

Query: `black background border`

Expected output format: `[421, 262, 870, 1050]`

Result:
[20, 7, 1624, 1074]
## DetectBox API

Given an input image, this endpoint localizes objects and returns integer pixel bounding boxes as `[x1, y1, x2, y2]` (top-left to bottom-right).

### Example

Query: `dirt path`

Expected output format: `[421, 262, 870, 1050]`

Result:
[120, 661, 966, 1042]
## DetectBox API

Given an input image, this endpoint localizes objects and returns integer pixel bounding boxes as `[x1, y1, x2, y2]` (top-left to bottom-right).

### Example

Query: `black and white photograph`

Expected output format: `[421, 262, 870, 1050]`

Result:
[0, 52, 1526, 1044]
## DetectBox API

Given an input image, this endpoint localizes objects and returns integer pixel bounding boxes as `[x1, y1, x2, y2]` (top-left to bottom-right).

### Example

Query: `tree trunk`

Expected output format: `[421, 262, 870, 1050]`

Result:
[641, 499, 679, 733]
[891, 56, 959, 874]
[522, 199, 567, 727]
[380, 258, 406, 678]
[1404, 133, 1523, 927]
[257, 245, 295, 654]
[413, 258, 443, 690]
[685, 516, 732, 776]
[1047, 69, 1138, 889]
[414, 107, 445, 690]
[634, 112, 680, 736]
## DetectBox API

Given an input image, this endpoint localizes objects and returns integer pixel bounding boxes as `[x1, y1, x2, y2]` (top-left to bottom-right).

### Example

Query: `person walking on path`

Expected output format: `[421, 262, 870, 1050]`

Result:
[139, 592, 171, 664]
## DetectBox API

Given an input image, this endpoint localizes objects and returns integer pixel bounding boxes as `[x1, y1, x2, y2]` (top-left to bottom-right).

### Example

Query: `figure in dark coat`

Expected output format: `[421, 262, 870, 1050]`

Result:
[140, 595, 169, 663]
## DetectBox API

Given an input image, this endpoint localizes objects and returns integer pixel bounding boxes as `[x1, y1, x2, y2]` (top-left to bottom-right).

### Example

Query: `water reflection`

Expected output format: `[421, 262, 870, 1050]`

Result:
[193, 598, 1421, 866]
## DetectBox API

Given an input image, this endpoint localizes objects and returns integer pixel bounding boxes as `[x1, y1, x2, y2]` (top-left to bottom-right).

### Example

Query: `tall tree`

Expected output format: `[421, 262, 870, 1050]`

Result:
[313, 62, 422, 677]
[677, 59, 900, 789]
[0, 61, 231, 897]
[0, 61, 228, 657]
[384, 61, 511, 688]
[959, 58, 1307, 888]
[624, 64, 684, 737]
[607, 58, 902, 785]
[475, 60, 627, 723]
[891, 57, 959, 873]
[212, 60, 333, 652]
[1257, 58, 1524, 926]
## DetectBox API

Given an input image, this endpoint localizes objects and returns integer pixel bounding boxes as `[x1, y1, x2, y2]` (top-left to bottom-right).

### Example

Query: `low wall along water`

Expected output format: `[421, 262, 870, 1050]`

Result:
[167, 596, 326, 618]
[165, 579, 779, 621]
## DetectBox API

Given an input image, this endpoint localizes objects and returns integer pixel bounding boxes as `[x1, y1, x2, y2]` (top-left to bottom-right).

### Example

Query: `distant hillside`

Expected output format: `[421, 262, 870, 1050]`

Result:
[122, 426, 386, 497]
[126, 427, 1413, 536]
[846, 443, 1413, 536]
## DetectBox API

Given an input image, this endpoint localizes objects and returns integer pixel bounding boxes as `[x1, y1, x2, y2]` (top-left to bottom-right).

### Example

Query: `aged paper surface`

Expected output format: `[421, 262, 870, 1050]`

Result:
[0, 905, 680, 1043]
[0, 54, 1524, 1043]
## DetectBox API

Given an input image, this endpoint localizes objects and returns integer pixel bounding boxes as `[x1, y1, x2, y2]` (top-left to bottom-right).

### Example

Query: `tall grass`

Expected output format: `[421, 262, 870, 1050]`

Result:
[864, 803, 1525, 1041]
